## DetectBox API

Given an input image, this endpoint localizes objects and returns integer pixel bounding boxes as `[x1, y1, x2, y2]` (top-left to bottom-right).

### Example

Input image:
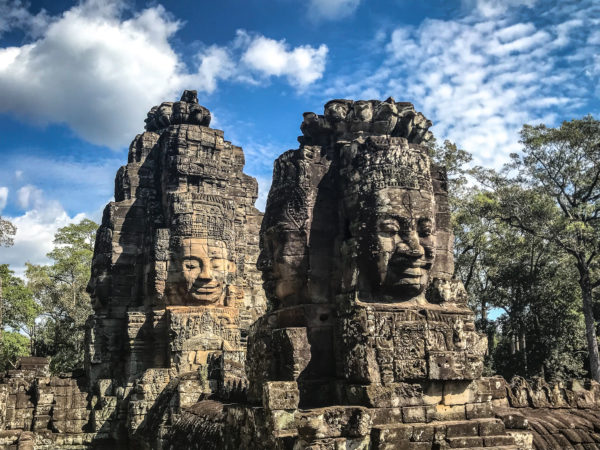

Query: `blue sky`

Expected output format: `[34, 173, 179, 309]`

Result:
[0, 0, 598, 275]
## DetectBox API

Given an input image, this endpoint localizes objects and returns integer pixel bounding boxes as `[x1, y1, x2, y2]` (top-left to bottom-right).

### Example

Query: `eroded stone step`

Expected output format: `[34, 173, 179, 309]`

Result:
[450, 447, 520, 450]
[447, 434, 516, 447]
[372, 418, 517, 449]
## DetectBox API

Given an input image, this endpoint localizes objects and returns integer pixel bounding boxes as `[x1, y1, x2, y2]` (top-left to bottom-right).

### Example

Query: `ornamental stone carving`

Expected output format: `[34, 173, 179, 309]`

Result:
[83, 90, 266, 443]
[248, 98, 485, 411]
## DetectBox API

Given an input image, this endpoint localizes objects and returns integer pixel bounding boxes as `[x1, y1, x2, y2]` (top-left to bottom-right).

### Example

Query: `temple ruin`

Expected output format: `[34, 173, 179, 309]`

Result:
[2, 91, 600, 449]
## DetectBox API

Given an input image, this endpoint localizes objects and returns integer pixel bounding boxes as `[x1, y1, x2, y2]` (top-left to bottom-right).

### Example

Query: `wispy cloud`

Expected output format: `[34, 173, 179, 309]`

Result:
[307, 0, 361, 22]
[324, 0, 599, 168]
[0, 153, 121, 216]
[16, 184, 43, 209]
[0, 0, 51, 38]
[461, 0, 538, 18]
[0, 187, 7, 212]
[1, 186, 86, 278]
[254, 176, 272, 212]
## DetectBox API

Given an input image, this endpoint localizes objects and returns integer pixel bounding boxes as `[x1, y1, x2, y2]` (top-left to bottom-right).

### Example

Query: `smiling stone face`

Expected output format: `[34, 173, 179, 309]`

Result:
[169, 237, 236, 305]
[257, 223, 306, 305]
[340, 136, 438, 303]
[357, 188, 436, 301]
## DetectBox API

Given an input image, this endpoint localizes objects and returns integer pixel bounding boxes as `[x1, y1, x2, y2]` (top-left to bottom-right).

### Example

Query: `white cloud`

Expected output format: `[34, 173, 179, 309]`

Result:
[462, 0, 538, 17]
[0, 153, 121, 222]
[17, 185, 43, 210]
[195, 46, 236, 93]
[0, 1, 184, 148]
[324, 1, 598, 169]
[255, 176, 272, 212]
[0, 0, 51, 38]
[2, 187, 85, 278]
[307, 0, 361, 21]
[0, 1, 328, 148]
[0, 186, 7, 211]
[189, 30, 328, 92]
[241, 34, 328, 89]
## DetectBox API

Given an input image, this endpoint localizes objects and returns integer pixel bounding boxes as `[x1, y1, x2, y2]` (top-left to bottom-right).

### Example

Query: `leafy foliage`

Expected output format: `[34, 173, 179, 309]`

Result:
[27, 219, 97, 374]
[0, 265, 38, 370]
[0, 331, 30, 371]
[478, 116, 600, 381]
[0, 215, 16, 247]
[0, 264, 39, 333]
[431, 130, 592, 382]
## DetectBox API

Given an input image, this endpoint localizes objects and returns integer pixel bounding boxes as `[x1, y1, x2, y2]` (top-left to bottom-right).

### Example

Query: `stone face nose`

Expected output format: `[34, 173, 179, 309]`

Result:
[257, 250, 272, 272]
[198, 256, 213, 281]
[395, 230, 425, 259]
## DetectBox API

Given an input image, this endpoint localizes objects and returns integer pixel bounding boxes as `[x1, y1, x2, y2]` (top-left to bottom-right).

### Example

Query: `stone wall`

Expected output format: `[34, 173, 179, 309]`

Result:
[0, 357, 93, 449]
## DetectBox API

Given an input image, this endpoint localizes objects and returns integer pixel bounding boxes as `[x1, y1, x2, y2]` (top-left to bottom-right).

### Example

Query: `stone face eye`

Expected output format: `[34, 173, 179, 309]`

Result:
[377, 217, 415, 235]
[378, 219, 400, 233]
[184, 260, 200, 270]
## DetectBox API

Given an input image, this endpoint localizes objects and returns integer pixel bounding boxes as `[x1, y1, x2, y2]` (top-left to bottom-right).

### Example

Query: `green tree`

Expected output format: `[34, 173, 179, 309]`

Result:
[450, 188, 587, 380]
[480, 116, 600, 381]
[480, 219, 585, 380]
[0, 265, 39, 369]
[0, 215, 16, 247]
[0, 265, 39, 333]
[430, 138, 589, 380]
[0, 215, 18, 368]
[428, 139, 473, 213]
[26, 218, 97, 373]
[0, 332, 30, 371]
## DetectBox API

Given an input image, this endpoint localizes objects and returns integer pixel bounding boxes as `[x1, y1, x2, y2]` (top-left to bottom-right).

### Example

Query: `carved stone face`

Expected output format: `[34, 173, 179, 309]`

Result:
[356, 188, 436, 301]
[86, 267, 110, 309]
[353, 101, 373, 122]
[372, 101, 399, 135]
[324, 100, 350, 122]
[170, 237, 236, 305]
[258, 223, 306, 305]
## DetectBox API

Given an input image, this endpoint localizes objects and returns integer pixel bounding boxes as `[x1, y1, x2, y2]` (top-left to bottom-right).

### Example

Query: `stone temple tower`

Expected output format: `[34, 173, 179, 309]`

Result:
[236, 98, 496, 448]
[85, 90, 266, 440]
[247, 98, 486, 406]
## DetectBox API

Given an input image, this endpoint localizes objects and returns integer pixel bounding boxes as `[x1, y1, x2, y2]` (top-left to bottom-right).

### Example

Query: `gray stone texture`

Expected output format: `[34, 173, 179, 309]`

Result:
[83, 90, 266, 445]
[247, 98, 486, 414]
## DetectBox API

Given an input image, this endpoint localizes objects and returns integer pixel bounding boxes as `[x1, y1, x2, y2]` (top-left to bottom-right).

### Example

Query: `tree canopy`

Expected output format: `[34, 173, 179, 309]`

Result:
[432, 123, 594, 382]
[26, 219, 97, 374]
[474, 116, 600, 381]
[0, 215, 16, 248]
